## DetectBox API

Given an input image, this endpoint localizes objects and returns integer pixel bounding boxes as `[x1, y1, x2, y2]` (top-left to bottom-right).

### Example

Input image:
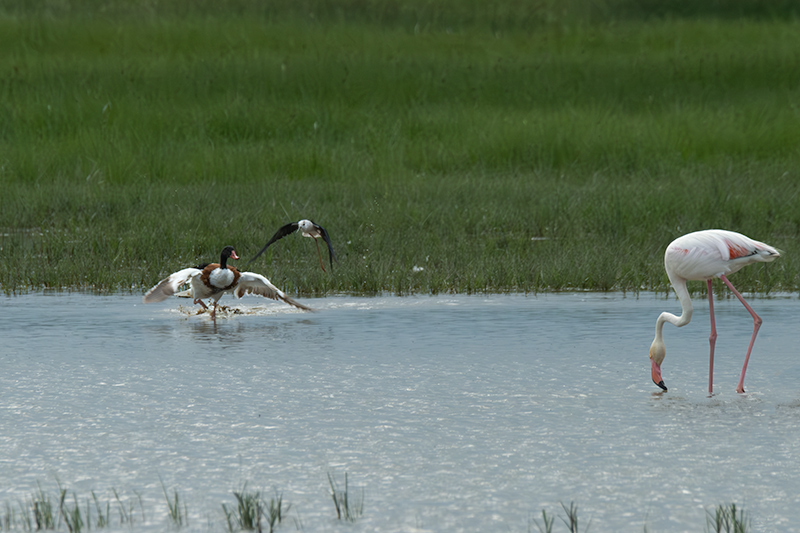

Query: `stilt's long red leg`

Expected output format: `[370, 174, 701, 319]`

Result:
[314, 239, 326, 272]
[707, 279, 717, 395]
[720, 274, 762, 394]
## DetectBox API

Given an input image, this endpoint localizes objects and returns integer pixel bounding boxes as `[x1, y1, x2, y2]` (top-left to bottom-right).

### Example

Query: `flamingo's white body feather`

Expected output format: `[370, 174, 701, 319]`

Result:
[649, 229, 780, 394]
[665, 229, 779, 281]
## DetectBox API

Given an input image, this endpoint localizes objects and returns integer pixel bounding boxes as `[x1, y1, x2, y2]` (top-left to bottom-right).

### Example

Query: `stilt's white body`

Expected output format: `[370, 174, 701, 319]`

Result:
[248, 219, 337, 271]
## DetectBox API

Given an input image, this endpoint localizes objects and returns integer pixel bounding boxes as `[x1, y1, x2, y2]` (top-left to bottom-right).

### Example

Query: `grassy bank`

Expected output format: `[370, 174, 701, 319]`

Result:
[1, 1, 799, 295]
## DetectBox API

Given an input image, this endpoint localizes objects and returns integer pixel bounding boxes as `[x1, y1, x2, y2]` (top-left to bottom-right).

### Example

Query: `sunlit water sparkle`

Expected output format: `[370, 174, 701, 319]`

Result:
[1, 292, 799, 532]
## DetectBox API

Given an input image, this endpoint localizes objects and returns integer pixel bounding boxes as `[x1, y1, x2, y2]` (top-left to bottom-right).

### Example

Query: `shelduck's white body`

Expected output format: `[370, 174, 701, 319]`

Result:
[144, 246, 311, 318]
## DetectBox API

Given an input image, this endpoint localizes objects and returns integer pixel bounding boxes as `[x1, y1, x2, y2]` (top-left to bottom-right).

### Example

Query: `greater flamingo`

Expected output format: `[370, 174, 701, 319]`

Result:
[649, 229, 780, 394]
[144, 246, 312, 318]
[248, 219, 337, 272]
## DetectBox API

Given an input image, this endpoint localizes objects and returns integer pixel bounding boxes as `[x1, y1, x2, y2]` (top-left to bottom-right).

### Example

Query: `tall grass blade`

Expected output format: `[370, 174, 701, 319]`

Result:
[112, 489, 130, 525]
[265, 491, 290, 533]
[59, 494, 84, 533]
[31, 482, 56, 530]
[559, 501, 591, 533]
[327, 472, 363, 523]
[706, 503, 750, 533]
[222, 484, 272, 532]
[531, 509, 555, 533]
[90, 491, 109, 528]
[160, 479, 187, 527]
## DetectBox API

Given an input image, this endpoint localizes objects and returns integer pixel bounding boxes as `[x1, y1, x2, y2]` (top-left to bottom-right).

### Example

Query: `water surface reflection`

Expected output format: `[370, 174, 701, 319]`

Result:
[1, 292, 798, 532]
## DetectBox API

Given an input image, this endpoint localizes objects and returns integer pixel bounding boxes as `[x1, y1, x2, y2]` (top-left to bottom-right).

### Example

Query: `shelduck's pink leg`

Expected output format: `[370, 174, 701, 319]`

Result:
[707, 279, 716, 395]
[720, 274, 762, 394]
[210, 299, 221, 319]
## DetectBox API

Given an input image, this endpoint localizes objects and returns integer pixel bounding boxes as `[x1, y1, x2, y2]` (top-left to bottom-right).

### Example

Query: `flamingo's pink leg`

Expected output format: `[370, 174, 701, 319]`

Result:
[707, 279, 716, 395]
[720, 274, 762, 394]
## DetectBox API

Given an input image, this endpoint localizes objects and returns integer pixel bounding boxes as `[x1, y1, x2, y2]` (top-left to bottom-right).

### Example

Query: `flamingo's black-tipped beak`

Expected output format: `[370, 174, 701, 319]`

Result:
[651, 359, 667, 391]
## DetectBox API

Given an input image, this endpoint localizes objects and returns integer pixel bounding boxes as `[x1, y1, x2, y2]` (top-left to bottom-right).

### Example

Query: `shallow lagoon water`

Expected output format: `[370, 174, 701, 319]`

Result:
[1, 292, 800, 532]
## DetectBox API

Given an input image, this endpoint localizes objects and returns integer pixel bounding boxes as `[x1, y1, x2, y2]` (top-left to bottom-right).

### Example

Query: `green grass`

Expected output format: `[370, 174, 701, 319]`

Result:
[221, 485, 290, 533]
[160, 479, 188, 528]
[31, 482, 57, 530]
[1, 480, 754, 532]
[1, 1, 799, 295]
[223, 486, 259, 532]
[327, 472, 364, 522]
[222, 489, 261, 532]
[707, 503, 751, 533]
[558, 501, 589, 533]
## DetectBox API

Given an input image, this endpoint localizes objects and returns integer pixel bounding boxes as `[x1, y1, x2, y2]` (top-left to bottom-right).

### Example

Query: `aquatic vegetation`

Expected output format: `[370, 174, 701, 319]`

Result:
[327, 472, 364, 523]
[532, 502, 590, 533]
[111, 489, 144, 526]
[2, 502, 17, 531]
[160, 479, 187, 527]
[89, 492, 110, 529]
[707, 503, 751, 533]
[264, 492, 290, 533]
[530, 509, 555, 533]
[0, 486, 145, 532]
[221, 485, 289, 533]
[58, 493, 83, 533]
[0, 481, 755, 532]
[31, 483, 57, 530]
[559, 501, 590, 533]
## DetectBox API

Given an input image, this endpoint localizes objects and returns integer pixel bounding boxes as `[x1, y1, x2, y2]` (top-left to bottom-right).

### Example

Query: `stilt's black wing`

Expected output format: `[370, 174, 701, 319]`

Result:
[311, 221, 338, 269]
[247, 222, 299, 264]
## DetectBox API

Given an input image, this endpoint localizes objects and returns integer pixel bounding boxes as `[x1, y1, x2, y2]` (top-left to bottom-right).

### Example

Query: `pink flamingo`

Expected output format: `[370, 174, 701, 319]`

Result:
[649, 229, 780, 394]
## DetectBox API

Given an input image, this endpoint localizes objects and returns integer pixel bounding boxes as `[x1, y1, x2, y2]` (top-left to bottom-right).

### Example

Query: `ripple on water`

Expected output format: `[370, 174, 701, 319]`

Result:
[0, 292, 799, 532]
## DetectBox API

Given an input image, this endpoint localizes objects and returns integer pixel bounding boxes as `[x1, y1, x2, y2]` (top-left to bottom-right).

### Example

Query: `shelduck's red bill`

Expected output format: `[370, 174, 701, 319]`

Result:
[651, 359, 667, 391]
[231, 250, 240, 260]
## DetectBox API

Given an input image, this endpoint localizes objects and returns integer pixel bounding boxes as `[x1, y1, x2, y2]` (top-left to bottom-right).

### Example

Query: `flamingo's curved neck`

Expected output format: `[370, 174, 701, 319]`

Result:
[655, 276, 693, 341]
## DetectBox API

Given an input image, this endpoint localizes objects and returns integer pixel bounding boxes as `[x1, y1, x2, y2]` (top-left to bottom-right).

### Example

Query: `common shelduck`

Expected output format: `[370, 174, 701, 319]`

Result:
[143, 246, 312, 318]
